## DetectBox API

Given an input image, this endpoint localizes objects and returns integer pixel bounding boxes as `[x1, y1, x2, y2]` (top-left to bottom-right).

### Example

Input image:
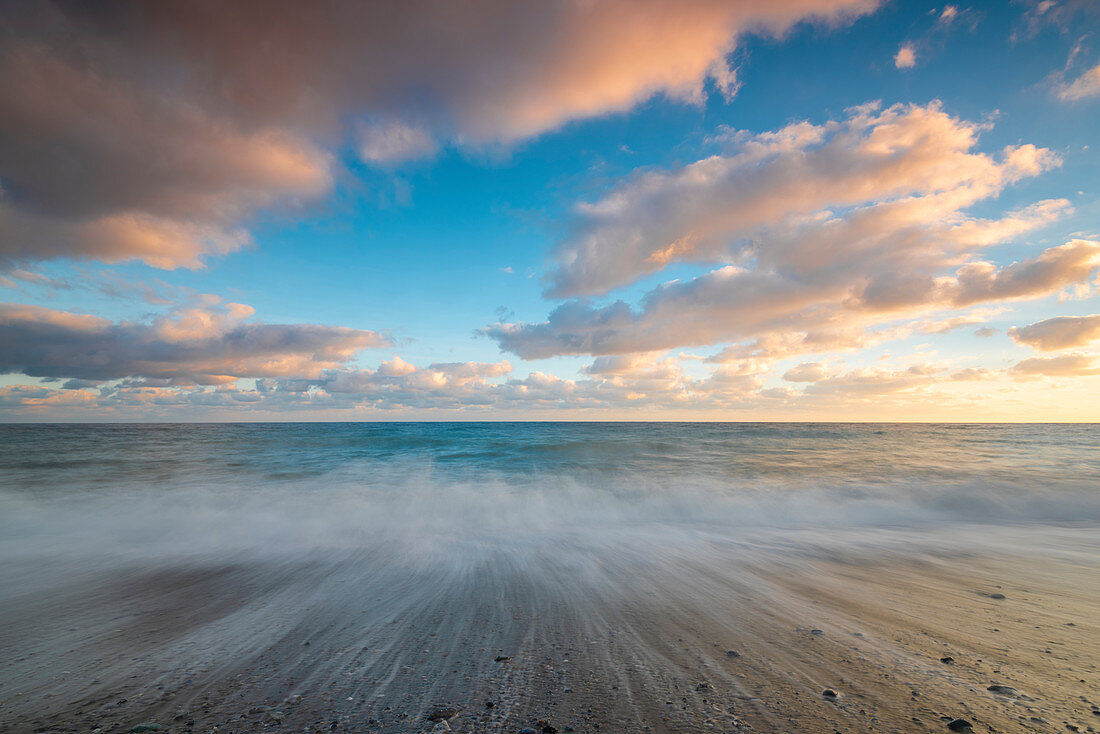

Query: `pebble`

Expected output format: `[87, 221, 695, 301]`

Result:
[427, 706, 458, 721]
[725, 650, 740, 658]
[810, 629, 825, 636]
[987, 684, 1019, 697]
[940, 656, 955, 664]
[989, 593, 1006, 600]
[946, 718, 972, 731]
[822, 689, 839, 699]
[131, 726, 161, 733]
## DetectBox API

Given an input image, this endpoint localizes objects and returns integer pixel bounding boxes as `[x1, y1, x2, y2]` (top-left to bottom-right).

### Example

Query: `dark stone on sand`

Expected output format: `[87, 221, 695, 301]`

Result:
[810, 629, 825, 636]
[989, 593, 1006, 599]
[427, 706, 458, 721]
[518, 729, 537, 734]
[822, 689, 838, 699]
[987, 684, 1018, 696]
[946, 718, 972, 731]
[495, 656, 511, 662]
[131, 726, 161, 733]
[485, 701, 495, 708]
[726, 650, 740, 657]
[940, 656, 955, 664]
[542, 725, 558, 733]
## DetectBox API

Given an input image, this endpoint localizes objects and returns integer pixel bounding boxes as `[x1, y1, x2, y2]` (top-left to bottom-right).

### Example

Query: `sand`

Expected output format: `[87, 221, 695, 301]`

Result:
[2, 525, 1098, 734]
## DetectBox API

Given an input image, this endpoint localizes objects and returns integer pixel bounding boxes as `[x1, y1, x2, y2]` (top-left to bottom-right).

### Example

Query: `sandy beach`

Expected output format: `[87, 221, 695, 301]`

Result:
[4, 521, 1097, 734]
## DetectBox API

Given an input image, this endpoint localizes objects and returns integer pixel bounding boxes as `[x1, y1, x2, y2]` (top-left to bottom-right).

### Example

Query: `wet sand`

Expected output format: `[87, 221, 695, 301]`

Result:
[3, 525, 1098, 734]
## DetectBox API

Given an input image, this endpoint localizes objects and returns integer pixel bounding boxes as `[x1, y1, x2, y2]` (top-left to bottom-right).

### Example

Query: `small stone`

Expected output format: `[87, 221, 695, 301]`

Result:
[989, 593, 1006, 600]
[725, 650, 740, 658]
[946, 719, 972, 731]
[822, 689, 839, 699]
[810, 629, 825, 636]
[495, 656, 511, 662]
[518, 729, 537, 734]
[432, 722, 451, 733]
[940, 656, 955, 664]
[131, 725, 161, 733]
[987, 685, 1018, 697]
[427, 706, 458, 722]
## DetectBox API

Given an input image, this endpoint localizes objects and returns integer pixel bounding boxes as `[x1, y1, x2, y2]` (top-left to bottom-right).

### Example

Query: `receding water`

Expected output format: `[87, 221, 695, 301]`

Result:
[2, 423, 1098, 733]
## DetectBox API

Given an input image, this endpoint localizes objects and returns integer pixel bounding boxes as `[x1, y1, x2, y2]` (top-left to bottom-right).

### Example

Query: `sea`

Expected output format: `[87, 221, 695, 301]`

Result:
[2, 423, 1099, 732]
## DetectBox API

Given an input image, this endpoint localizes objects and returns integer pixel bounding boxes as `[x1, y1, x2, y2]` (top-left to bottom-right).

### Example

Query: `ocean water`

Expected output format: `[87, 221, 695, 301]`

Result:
[2, 422, 1098, 572]
[2, 423, 1099, 731]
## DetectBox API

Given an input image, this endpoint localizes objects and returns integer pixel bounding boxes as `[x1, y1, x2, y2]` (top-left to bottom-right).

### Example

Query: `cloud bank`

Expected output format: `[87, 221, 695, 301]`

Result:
[489, 103, 1085, 360]
[0, 300, 388, 385]
[0, 0, 878, 269]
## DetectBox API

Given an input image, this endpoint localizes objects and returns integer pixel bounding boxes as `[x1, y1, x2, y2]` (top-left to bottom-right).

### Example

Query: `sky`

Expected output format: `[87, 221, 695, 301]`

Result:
[1, 0, 1099, 421]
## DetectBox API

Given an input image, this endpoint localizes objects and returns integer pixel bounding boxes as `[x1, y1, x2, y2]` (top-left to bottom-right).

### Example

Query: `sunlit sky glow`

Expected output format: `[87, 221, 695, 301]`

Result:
[1, 0, 1099, 421]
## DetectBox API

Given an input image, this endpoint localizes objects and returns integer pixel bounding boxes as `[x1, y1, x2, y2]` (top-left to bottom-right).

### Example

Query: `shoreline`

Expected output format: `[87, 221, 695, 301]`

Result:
[3, 526, 1098, 733]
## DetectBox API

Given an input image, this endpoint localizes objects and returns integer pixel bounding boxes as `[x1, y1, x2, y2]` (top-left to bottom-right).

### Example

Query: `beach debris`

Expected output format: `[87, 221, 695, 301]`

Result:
[946, 718, 972, 731]
[427, 705, 458, 721]
[810, 629, 825, 636]
[987, 684, 1019, 697]
[495, 655, 511, 662]
[725, 650, 740, 657]
[940, 656, 955, 664]
[822, 689, 839, 699]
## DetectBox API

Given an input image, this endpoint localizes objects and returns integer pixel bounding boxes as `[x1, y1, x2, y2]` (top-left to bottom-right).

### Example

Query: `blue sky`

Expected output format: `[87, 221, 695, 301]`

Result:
[1, 0, 1099, 420]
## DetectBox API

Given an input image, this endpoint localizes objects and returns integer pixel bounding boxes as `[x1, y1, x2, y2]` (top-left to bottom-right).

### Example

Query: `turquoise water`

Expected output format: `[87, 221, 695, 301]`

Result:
[2, 423, 1098, 561]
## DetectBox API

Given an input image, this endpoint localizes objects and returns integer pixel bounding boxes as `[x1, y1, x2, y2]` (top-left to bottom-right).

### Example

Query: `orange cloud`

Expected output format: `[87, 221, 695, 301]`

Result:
[1010, 313, 1100, 351]
[0, 0, 878, 268]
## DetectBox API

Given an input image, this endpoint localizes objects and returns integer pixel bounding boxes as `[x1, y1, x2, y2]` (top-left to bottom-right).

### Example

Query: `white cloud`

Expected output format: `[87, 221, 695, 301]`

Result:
[894, 43, 917, 69]
[1056, 62, 1100, 101]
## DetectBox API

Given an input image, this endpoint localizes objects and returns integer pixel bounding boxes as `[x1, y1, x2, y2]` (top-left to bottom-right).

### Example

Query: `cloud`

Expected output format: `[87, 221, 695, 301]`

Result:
[489, 104, 1078, 360]
[359, 121, 439, 164]
[493, 238, 1092, 360]
[1011, 354, 1100, 377]
[546, 102, 1060, 298]
[3, 347, 1098, 420]
[1015, 0, 1100, 40]
[0, 300, 388, 384]
[1010, 313, 1100, 351]
[783, 362, 831, 382]
[1056, 61, 1100, 101]
[894, 43, 918, 68]
[0, 0, 879, 268]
